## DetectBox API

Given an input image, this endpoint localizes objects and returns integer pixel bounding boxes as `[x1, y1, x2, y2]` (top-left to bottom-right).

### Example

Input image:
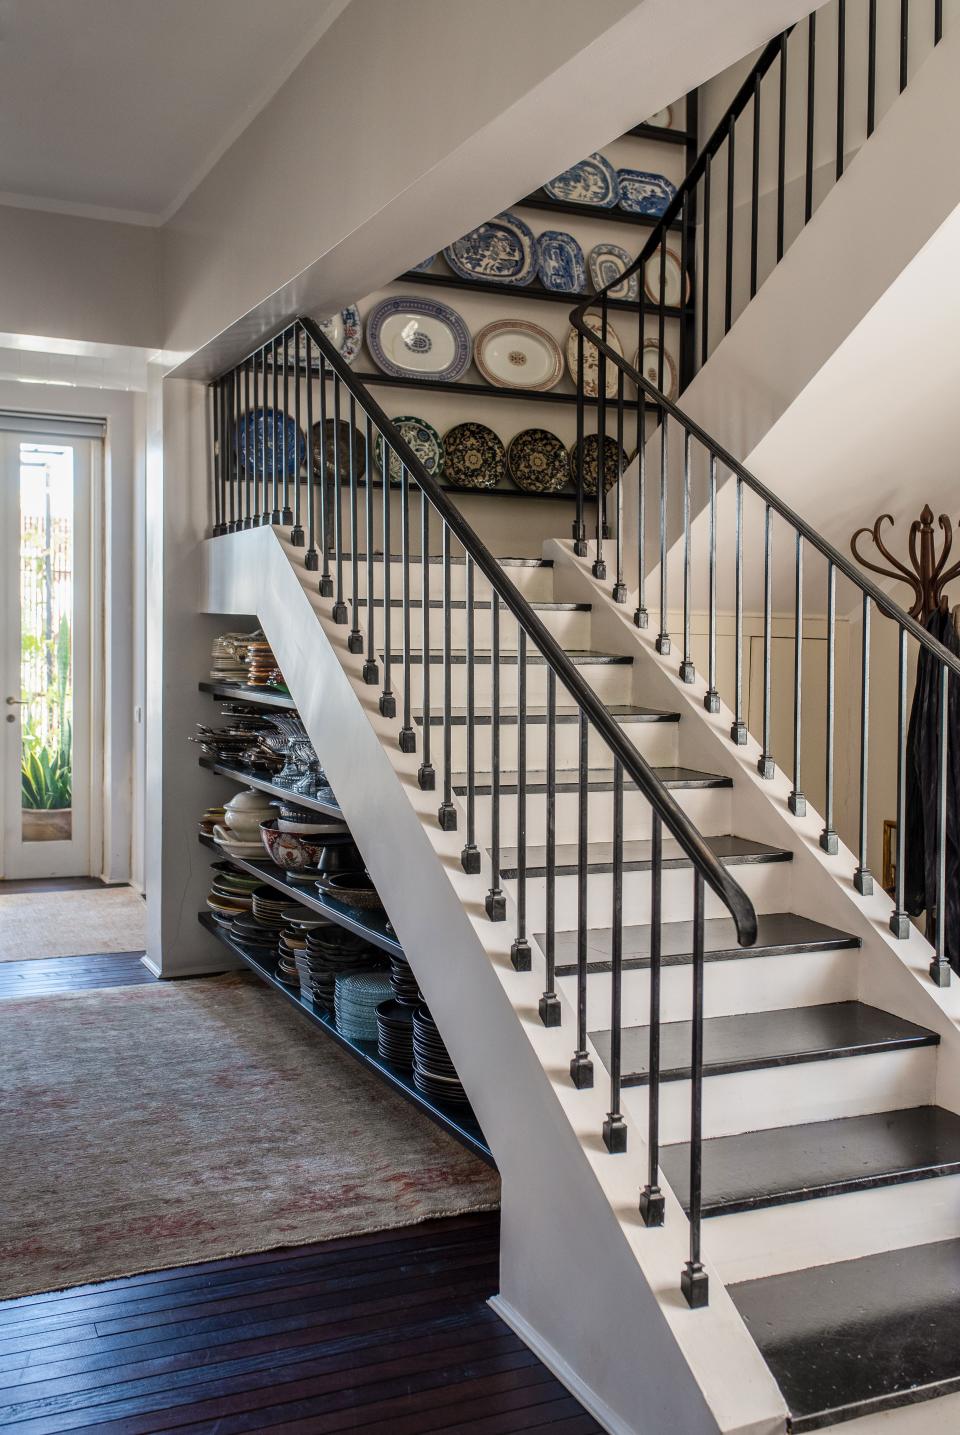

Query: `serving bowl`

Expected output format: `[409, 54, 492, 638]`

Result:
[259, 818, 326, 871]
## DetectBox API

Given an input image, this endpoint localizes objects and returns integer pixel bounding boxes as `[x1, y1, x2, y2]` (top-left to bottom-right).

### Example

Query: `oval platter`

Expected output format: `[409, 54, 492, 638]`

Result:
[588, 243, 639, 302]
[634, 340, 678, 401]
[565, 312, 624, 399]
[645, 104, 674, 129]
[237, 408, 305, 478]
[536, 230, 587, 293]
[617, 168, 678, 217]
[507, 429, 570, 495]
[375, 415, 444, 486]
[570, 433, 628, 496]
[642, 247, 689, 308]
[543, 152, 619, 209]
[443, 422, 505, 491]
[443, 211, 537, 287]
[366, 295, 471, 382]
[474, 318, 563, 392]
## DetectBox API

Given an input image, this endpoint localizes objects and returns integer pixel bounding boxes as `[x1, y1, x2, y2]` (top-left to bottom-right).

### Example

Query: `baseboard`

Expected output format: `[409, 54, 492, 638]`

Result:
[139, 953, 242, 979]
[488, 1294, 633, 1435]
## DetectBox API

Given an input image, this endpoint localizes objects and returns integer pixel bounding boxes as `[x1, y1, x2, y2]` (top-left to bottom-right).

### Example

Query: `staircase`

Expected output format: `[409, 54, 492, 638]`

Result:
[197, 5, 960, 1431]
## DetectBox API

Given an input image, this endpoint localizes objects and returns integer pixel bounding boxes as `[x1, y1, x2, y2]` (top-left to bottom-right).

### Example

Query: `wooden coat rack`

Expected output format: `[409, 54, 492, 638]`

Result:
[851, 504, 960, 623]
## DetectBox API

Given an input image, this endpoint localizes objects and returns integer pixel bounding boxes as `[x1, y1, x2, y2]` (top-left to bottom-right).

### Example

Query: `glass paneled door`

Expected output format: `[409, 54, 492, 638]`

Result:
[1, 432, 93, 878]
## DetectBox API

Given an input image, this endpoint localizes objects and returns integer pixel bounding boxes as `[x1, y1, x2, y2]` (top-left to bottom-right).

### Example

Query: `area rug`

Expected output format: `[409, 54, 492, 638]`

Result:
[0, 974, 499, 1299]
[0, 886, 146, 961]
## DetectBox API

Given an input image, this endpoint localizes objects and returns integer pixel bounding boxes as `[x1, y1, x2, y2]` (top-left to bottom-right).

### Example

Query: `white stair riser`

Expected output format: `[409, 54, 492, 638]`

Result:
[350, 563, 557, 603]
[425, 718, 681, 770]
[511, 861, 793, 931]
[383, 658, 635, 707]
[617, 1047, 937, 1144]
[704, 1172, 960, 1286]
[467, 784, 732, 846]
[380, 606, 594, 651]
[559, 946, 857, 1027]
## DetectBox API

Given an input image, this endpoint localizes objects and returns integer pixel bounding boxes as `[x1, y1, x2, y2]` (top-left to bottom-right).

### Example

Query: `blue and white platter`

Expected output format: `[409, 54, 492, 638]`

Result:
[443, 211, 537, 287]
[588, 243, 639, 302]
[365, 295, 471, 382]
[236, 409, 305, 478]
[536, 230, 587, 293]
[617, 169, 677, 217]
[410, 254, 436, 273]
[543, 153, 619, 209]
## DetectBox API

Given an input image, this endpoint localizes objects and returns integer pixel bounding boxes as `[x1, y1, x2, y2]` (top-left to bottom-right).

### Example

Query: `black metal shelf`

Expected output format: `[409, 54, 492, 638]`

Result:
[199, 680, 296, 711]
[338, 369, 656, 416]
[396, 268, 684, 319]
[628, 123, 696, 146]
[197, 755, 342, 820]
[516, 190, 682, 230]
[199, 832, 404, 960]
[198, 912, 492, 1166]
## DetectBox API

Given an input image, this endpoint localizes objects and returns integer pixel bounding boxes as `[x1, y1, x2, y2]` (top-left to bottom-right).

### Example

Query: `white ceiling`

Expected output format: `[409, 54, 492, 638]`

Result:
[0, 0, 349, 224]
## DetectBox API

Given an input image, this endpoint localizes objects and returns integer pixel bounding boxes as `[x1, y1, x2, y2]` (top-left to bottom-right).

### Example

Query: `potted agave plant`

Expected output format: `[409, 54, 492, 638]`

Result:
[20, 616, 73, 842]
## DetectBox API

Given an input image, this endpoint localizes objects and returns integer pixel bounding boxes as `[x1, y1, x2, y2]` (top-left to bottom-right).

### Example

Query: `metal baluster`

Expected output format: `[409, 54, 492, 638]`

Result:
[657, 237, 667, 394]
[281, 332, 292, 525]
[837, 0, 846, 180]
[304, 340, 317, 562]
[890, 627, 910, 937]
[291, 335, 303, 544]
[485, 587, 505, 918]
[461, 556, 480, 872]
[900, 0, 910, 90]
[347, 396, 363, 653]
[731, 476, 746, 743]
[362, 414, 379, 687]
[331, 379, 347, 622]
[679, 432, 694, 683]
[603, 759, 627, 1151]
[243, 360, 252, 528]
[379, 435, 396, 718]
[438, 523, 457, 831]
[868, 0, 878, 134]
[679, 190, 691, 392]
[724, 117, 735, 334]
[595, 300, 608, 579]
[511, 628, 531, 971]
[261, 346, 270, 521]
[252, 349, 261, 525]
[613, 369, 626, 603]
[398, 462, 415, 751]
[539, 667, 561, 1027]
[758, 505, 774, 777]
[750, 73, 761, 298]
[805, 12, 816, 223]
[271, 337, 280, 523]
[418, 498, 435, 789]
[777, 32, 787, 262]
[211, 383, 222, 536]
[705, 455, 719, 713]
[854, 594, 873, 893]
[681, 871, 709, 1309]
[316, 356, 331, 591]
[656, 419, 671, 655]
[820, 562, 839, 852]
[701, 153, 711, 367]
[574, 330, 587, 555]
[570, 710, 594, 1088]
[639, 809, 665, 1226]
[935, 0, 943, 43]
[931, 662, 951, 985]
[789, 533, 806, 814]
[227, 371, 237, 532]
[634, 384, 648, 629]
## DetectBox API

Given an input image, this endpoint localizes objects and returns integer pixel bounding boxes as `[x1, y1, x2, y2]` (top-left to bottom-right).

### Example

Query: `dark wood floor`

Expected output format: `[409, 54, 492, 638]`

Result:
[0, 952, 152, 1000]
[0, 1213, 599, 1434]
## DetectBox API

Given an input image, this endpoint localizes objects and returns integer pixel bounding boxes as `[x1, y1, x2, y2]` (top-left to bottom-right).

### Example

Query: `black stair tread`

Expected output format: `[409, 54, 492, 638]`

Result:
[381, 648, 632, 666]
[358, 599, 590, 611]
[729, 1237, 960, 1430]
[414, 703, 679, 727]
[500, 832, 791, 879]
[589, 1001, 937, 1086]
[662, 1106, 960, 1217]
[453, 764, 732, 796]
[544, 912, 859, 977]
[339, 552, 553, 567]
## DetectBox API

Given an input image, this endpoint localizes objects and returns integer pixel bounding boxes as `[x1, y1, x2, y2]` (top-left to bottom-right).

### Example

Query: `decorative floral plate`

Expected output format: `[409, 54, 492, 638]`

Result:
[507, 429, 570, 494]
[311, 419, 367, 484]
[375, 416, 444, 486]
[617, 168, 677, 217]
[588, 243, 639, 302]
[543, 152, 619, 208]
[236, 409, 305, 478]
[570, 434, 628, 496]
[443, 211, 537, 287]
[442, 422, 506, 490]
[474, 319, 563, 391]
[366, 295, 471, 382]
[284, 309, 361, 368]
[642, 247, 688, 308]
[635, 340, 678, 401]
[565, 312, 624, 399]
[536, 230, 587, 293]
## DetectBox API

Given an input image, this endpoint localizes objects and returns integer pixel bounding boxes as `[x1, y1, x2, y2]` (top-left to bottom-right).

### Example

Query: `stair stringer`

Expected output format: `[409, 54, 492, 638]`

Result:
[548, 537, 960, 1120]
[200, 526, 788, 1435]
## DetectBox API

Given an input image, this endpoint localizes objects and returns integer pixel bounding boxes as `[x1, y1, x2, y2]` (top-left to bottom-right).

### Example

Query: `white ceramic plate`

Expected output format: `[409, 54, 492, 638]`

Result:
[474, 319, 563, 391]
[645, 105, 674, 129]
[642, 247, 688, 308]
[565, 312, 623, 399]
[634, 340, 678, 401]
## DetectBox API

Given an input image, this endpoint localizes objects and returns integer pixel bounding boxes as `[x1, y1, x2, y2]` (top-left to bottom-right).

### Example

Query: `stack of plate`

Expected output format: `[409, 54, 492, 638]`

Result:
[388, 953, 421, 1006]
[210, 632, 255, 682]
[230, 914, 281, 956]
[298, 925, 386, 1008]
[376, 998, 416, 1067]
[199, 805, 225, 837]
[276, 926, 307, 984]
[246, 639, 281, 688]
[206, 864, 261, 924]
[334, 971, 393, 1042]
[412, 1007, 469, 1105]
[250, 886, 302, 927]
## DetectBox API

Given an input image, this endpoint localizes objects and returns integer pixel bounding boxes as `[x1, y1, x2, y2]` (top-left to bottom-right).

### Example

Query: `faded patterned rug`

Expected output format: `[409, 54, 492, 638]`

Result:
[0, 974, 499, 1299]
[0, 887, 146, 961]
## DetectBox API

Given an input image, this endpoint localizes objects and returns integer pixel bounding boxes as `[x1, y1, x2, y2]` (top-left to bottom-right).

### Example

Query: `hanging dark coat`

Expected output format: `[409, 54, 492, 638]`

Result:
[904, 606, 960, 969]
